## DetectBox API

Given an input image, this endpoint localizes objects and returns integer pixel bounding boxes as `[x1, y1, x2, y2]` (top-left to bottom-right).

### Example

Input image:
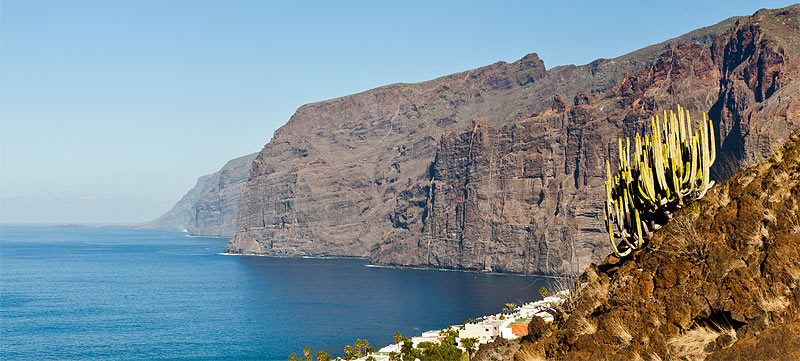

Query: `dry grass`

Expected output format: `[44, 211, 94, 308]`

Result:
[550, 275, 584, 314]
[664, 215, 708, 258]
[651, 314, 663, 328]
[577, 317, 597, 335]
[516, 347, 547, 361]
[763, 208, 777, 223]
[789, 214, 800, 234]
[550, 276, 575, 295]
[609, 317, 633, 345]
[667, 327, 718, 360]
[761, 295, 789, 313]
[667, 325, 736, 361]
[788, 267, 800, 282]
[757, 287, 789, 313]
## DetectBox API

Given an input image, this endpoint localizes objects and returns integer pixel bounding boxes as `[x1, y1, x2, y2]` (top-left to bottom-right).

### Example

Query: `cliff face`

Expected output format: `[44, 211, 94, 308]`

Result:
[475, 128, 800, 361]
[226, 6, 799, 275]
[139, 153, 257, 237]
[226, 54, 548, 256]
[710, 6, 800, 172]
[368, 6, 800, 275]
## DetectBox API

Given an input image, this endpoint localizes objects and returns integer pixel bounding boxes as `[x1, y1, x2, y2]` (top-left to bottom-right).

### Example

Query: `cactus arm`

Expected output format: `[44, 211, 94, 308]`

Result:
[697, 111, 712, 198]
[634, 133, 642, 166]
[679, 106, 688, 150]
[670, 154, 681, 203]
[639, 160, 656, 203]
[604, 202, 625, 257]
[651, 119, 669, 202]
[634, 209, 644, 249]
[689, 135, 699, 193]
[705, 112, 716, 165]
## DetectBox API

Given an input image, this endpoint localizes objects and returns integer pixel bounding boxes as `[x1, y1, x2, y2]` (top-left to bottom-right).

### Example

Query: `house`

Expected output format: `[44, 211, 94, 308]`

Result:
[510, 318, 531, 337]
[498, 317, 531, 339]
[459, 319, 505, 343]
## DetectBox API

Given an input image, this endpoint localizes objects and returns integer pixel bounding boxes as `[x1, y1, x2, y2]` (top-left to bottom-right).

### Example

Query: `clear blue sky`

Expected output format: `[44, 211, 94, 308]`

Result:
[2, 0, 796, 224]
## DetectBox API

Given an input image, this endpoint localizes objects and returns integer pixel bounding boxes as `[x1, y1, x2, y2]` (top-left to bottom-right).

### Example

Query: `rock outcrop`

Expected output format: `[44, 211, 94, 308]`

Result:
[227, 5, 799, 275]
[474, 127, 800, 361]
[138, 153, 257, 237]
[370, 5, 800, 275]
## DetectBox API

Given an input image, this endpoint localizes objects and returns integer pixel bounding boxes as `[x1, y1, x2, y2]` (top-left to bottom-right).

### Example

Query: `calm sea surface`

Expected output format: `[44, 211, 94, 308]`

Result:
[1, 226, 551, 360]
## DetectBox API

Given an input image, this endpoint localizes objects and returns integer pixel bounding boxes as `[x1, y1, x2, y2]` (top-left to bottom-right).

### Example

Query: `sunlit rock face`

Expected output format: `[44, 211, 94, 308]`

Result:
[228, 6, 800, 275]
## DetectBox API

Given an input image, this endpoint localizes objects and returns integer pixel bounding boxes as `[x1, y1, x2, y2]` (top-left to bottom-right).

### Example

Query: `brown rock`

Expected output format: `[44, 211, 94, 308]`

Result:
[370, 5, 800, 275]
[226, 5, 800, 279]
[526, 316, 551, 342]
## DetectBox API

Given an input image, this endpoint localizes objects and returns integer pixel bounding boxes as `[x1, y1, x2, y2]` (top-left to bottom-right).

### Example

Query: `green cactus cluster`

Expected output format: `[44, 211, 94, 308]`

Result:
[604, 105, 716, 257]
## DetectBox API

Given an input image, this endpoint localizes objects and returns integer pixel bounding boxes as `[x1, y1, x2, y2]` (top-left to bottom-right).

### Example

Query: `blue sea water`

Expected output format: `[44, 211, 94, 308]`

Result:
[1, 226, 552, 360]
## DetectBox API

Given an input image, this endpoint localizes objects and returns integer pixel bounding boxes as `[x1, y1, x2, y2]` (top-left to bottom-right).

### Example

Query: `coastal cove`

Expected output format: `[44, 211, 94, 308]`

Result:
[0, 226, 551, 360]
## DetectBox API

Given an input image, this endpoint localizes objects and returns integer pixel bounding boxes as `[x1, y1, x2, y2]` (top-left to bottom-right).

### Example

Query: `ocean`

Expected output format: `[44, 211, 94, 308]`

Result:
[0, 226, 552, 360]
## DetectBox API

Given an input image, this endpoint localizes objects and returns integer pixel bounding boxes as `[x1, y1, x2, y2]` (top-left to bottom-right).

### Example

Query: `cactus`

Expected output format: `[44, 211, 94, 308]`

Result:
[604, 105, 716, 257]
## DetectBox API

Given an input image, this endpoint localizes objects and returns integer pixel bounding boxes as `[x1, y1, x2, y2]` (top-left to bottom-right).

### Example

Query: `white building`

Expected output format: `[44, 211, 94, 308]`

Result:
[377, 343, 401, 353]
[459, 319, 505, 343]
[498, 318, 516, 339]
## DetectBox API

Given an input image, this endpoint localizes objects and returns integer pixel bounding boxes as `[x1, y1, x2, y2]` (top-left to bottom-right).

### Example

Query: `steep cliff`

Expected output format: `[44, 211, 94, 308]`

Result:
[139, 153, 257, 237]
[227, 6, 799, 275]
[369, 5, 800, 275]
[474, 127, 800, 361]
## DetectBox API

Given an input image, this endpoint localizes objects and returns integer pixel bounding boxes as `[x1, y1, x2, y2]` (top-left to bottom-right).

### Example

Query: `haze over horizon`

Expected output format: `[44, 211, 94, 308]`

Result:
[2, 0, 796, 224]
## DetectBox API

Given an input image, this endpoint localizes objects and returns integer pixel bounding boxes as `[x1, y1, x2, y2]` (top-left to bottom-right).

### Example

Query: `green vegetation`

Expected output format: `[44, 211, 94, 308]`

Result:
[315, 351, 332, 361]
[511, 317, 532, 325]
[349, 339, 372, 359]
[603, 105, 716, 257]
[342, 339, 374, 360]
[502, 303, 518, 312]
[538, 286, 548, 298]
[461, 337, 478, 359]
[288, 349, 330, 361]
[287, 340, 363, 361]
[391, 329, 467, 361]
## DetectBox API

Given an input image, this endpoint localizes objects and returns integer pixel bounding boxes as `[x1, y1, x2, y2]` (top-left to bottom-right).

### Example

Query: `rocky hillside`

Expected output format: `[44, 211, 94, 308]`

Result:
[138, 152, 256, 237]
[474, 127, 800, 361]
[369, 5, 800, 275]
[226, 5, 799, 275]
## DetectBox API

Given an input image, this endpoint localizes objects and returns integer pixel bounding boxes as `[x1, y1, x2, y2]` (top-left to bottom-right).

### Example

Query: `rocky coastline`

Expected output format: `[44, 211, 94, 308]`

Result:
[226, 5, 800, 277]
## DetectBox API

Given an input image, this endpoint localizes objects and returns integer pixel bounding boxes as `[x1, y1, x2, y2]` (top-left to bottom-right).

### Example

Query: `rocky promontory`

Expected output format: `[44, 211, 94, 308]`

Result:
[137, 152, 257, 237]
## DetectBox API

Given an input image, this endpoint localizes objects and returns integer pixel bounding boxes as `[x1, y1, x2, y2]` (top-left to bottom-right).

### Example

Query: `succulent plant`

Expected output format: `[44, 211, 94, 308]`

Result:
[604, 105, 716, 257]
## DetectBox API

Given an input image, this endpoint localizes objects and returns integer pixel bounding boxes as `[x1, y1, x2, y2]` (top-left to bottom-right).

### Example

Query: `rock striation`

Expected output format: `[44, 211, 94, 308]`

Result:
[370, 5, 800, 274]
[138, 153, 257, 237]
[227, 5, 800, 275]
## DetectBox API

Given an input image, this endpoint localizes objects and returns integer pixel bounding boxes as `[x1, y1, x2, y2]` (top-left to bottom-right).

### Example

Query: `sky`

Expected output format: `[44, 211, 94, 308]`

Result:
[2, 0, 797, 224]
